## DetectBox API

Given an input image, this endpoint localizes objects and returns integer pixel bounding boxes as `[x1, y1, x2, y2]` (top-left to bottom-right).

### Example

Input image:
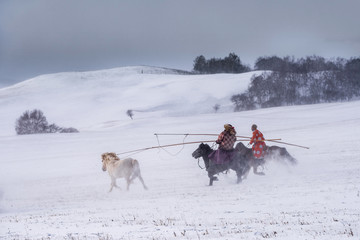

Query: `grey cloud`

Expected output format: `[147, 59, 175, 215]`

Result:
[1, 0, 360, 86]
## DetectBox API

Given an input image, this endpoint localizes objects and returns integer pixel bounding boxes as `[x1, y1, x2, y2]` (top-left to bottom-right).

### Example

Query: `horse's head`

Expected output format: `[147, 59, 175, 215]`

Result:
[101, 152, 119, 171]
[192, 143, 212, 159]
[101, 153, 108, 171]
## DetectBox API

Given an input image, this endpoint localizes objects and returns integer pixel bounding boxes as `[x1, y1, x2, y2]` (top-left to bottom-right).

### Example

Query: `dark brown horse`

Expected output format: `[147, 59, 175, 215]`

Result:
[192, 143, 248, 186]
[234, 142, 297, 178]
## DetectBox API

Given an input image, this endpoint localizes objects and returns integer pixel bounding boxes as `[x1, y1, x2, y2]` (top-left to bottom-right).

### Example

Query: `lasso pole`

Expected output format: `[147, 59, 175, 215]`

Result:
[154, 133, 251, 139]
[264, 140, 310, 149]
[116, 139, 252, 156]
[154, 133, 308, 149]
[154, 133, 280, 141]
[116, 140, 216, 155]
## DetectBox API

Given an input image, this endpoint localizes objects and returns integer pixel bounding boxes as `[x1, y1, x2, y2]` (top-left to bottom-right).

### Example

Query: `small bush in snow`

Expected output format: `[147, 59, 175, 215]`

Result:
[15, 109, 48, 135]
[47, 123, 61, 133]
[15, 109, 79, 135]
[59, 127, 79, 133]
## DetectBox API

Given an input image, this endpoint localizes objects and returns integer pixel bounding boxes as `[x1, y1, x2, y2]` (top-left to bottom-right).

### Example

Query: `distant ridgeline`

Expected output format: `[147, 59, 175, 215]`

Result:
[192, 54, 360, 111]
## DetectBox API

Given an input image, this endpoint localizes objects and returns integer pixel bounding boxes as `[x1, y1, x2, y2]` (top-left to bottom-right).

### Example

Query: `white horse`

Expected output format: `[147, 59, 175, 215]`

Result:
[101, 152, 148, 192]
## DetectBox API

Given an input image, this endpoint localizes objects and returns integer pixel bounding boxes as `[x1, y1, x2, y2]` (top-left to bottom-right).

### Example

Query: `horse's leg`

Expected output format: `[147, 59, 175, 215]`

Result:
[109, 177, 116, 192]
[239, 157, 251, 179]
[204, 158, 210, 170]
[253, 161, 265, 176]
[114, 181, 121, 189]
[129, 169, 148, 190]
[235, 169, 242, 184]
[228, 160, 242, 184]
[134, 174, 148, 190]
[126, 176, 131, 190]
[207, 171, 218, 186]
[209, 176, 214, 186]
[234, 161, 245, 184]
[243, 166, 250, 179]
[207, 163, 219, 186]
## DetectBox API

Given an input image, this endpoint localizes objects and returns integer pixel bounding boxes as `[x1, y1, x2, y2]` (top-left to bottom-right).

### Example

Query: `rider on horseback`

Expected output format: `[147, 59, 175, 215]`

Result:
[249, 124, 266, 159]
[207, 124, 237, 184]
[216, 124, 237, 151]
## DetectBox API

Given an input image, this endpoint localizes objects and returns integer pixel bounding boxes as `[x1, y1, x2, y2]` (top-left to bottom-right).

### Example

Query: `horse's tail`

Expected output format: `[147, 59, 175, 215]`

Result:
[278, 148, 298, 165]
[131, 158, 148, 190]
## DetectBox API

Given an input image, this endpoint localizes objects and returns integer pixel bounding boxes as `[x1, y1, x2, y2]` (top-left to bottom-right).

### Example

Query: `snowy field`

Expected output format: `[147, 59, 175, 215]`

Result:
[0, 67, 359, 239]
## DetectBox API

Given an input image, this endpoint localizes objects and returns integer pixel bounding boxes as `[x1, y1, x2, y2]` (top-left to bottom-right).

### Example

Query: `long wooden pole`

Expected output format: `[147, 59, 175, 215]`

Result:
[154, 133, 251, 139]
[116, 140, 216, 155]
[154, 133, 308, 149]
[264, 140, 309, 149]
[116, 138, 256, 156]
[154, 133, 280, 141]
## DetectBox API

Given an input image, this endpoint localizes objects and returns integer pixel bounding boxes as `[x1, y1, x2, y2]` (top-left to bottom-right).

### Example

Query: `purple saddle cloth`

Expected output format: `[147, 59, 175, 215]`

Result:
[208, 149, 235, 164]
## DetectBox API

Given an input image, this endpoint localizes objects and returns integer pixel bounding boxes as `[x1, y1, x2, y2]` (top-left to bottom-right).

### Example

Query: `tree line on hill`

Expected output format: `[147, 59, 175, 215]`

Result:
[192, 53, 360, 111]
[193, 53, 251, 74]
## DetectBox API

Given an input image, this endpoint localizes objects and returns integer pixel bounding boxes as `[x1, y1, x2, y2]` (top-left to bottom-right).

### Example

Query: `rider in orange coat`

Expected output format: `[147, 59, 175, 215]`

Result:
[249, 124, 266, 159]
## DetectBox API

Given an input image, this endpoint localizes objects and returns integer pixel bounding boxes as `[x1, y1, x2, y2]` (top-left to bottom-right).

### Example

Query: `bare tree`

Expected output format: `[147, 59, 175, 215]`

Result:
[213, 104, 220, 113]
[126, 109, 134, 120]
[15, 109, 48, 135]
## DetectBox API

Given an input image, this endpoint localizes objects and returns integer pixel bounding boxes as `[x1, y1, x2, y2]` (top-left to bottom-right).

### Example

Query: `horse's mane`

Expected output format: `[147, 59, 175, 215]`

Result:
[201, 143, 213, 152]
[102, 152, 120, 161]
[234, 142, 252, 155]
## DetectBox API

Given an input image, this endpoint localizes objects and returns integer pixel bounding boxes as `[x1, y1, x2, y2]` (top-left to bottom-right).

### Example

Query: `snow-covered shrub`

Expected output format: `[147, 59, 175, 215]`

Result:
[15, 109, 79, 135]
[59, 127, 79, 133]
[15, 109, 49, 135]
[47, 123, 61, 133]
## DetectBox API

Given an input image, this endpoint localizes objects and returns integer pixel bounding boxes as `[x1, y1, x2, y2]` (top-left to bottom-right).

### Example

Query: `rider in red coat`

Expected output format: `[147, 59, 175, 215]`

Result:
[249, 124, 266, 159]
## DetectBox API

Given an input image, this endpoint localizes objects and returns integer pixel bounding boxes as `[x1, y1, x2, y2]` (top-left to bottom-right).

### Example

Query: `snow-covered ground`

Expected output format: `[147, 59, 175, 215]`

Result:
[0, 66, 359, 239]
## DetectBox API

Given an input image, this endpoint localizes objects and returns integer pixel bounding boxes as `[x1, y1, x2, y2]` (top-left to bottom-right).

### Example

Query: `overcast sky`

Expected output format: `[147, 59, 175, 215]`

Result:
[1, 0, 359, 86]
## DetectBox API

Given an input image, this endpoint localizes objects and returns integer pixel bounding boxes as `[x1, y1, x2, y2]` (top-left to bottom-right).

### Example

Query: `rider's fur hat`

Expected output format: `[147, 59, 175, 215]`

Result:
[224, 124, 233, 131]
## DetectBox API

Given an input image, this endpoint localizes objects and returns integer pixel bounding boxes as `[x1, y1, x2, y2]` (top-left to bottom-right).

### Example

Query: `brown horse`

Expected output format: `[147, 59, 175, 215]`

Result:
[234, 142, 297, 178]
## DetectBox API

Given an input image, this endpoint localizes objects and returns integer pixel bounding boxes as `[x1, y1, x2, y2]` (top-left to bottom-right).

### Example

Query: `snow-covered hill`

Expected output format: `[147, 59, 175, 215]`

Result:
[0, 66, 260, 136]
[0, 66, 359, 239]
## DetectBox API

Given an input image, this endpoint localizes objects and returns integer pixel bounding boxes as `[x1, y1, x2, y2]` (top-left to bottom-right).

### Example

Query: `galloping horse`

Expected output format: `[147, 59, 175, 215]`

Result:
[192, 143, 248, 186]
[101, 152, 148, 192]
[192, 142, 297, 185]
[234, 142, 297, 178]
